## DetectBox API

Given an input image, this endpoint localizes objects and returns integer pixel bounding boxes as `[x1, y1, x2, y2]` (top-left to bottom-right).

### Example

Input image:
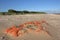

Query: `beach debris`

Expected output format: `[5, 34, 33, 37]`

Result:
[4, 20, 51, 37]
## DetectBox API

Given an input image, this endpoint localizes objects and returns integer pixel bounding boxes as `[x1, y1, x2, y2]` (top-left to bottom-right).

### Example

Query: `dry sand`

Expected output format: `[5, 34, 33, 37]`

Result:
[0, 14, 60, 40]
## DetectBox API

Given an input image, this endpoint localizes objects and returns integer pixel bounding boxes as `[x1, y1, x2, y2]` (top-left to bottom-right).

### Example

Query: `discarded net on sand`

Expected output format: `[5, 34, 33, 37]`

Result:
[4, 20, 51, 37]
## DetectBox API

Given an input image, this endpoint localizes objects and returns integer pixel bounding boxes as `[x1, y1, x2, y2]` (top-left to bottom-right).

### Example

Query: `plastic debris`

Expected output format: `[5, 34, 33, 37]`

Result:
[4, 20, 50, 37]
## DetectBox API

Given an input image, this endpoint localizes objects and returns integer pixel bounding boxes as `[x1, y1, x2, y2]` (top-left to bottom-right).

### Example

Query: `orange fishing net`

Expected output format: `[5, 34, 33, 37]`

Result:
[4, 20, 50, 37]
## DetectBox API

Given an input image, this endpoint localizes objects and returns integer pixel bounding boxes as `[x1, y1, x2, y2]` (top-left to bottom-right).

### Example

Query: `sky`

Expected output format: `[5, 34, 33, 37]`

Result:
[0, 0, 60, 13]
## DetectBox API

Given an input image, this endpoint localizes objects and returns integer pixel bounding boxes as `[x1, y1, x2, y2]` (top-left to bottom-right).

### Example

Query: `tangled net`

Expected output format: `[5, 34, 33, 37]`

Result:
[4, 20, 50, 37]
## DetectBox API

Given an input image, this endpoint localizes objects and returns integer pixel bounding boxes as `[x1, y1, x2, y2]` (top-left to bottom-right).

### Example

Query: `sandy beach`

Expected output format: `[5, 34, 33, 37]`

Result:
[0, 14, 60, 40]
